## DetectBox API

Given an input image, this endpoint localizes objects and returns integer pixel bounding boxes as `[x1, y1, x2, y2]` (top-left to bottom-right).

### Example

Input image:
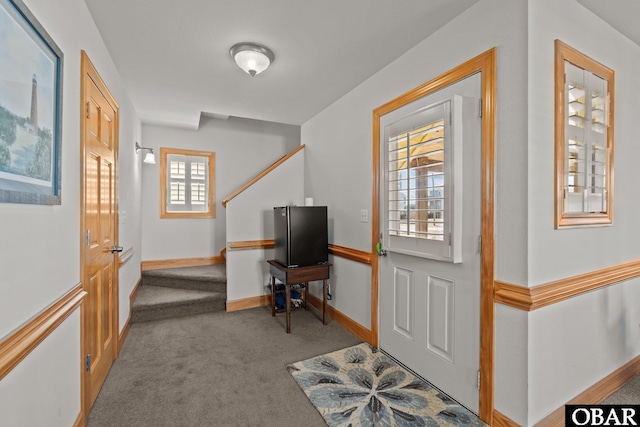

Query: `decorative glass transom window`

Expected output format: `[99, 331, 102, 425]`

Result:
[160, 147, 215, 218]
[555, 40, 614, 228]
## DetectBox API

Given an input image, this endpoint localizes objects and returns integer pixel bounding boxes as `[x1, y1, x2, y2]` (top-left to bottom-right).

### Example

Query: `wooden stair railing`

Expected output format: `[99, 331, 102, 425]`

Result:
[222, 145, 305, 208]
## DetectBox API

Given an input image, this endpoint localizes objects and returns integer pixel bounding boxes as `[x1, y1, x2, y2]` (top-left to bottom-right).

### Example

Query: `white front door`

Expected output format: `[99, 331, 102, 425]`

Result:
[378, 73, 481, 412]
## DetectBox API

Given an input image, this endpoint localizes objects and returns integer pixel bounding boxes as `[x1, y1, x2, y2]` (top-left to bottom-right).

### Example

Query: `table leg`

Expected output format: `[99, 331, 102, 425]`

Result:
[286, 283, 291, 333]
[271, 275, 276, 317]
[304, 282, 309, 310]
[322, 279, 328, 325]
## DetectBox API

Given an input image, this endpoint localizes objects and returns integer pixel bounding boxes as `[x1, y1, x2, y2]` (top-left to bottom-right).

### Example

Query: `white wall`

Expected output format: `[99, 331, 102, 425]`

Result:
[528, 0, 640, 284]
[140, 117, 300, 261]
[118, 117, 143, 330]
[0, 0, 142, 423]
[226, 150, 304, 301]
[307, 255, 372, 329]
[0, 311, 81, 427]
[528, 281, 640, 424]
[303, 0, 529, 286]
[302, 0, 640, 423]
[301, 0, 530, 419]
[526, 0, 640, 423]
[494, 305, 529, 425]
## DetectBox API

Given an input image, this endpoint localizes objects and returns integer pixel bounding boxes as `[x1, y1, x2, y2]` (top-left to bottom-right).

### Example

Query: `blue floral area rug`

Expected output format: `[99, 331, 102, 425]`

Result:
[287, 343, 485, 427]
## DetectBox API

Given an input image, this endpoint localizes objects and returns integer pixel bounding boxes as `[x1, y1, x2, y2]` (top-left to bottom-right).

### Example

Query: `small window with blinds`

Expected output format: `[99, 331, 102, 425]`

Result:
[160, 148, 215, 218]
[383, 97, 463, 262]
[555, 40, 614, 228]
[388, 120, 445, 241]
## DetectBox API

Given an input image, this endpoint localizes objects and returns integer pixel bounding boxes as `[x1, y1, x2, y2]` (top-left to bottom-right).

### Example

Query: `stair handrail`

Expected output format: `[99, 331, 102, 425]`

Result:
[222, 144, 305, 207]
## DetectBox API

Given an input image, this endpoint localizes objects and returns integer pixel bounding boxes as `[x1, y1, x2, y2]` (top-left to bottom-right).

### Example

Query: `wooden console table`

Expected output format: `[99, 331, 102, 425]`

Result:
[267, 260, 331, 333]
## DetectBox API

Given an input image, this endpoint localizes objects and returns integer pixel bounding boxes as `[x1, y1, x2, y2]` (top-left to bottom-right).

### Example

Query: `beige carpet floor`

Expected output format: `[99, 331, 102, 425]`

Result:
[87, 306, 361, 427]
[87, 305, 639, 426]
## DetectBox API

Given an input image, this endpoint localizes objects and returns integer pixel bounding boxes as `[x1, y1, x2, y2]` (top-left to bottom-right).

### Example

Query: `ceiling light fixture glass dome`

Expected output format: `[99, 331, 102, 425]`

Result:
[229, 43, 275, 77]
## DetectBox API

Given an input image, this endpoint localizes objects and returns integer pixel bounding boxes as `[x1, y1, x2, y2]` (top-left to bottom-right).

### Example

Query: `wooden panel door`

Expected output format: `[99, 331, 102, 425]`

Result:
[80, 51, 119, 412]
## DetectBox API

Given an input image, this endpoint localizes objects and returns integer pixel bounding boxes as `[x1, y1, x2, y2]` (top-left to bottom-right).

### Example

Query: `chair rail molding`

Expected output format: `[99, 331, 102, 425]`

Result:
[0, 284, 86, 381]
[495, 258, 640, 311]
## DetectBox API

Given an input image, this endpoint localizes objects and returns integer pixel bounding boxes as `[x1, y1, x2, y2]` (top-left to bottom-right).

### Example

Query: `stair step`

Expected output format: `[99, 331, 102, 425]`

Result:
[132, 285, 226, 323]
[133, 264, 227, 322]
[142, 264, 226, 293]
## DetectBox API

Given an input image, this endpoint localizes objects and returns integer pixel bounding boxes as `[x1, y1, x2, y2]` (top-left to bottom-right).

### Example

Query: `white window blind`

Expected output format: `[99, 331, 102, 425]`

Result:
[564, 61, 608, 214]
[191, 182, 206, 205]
[191, 162, 206, 180]
[170, 181, 185, 205]
[170, 161, 185, 178]
[388, 120, 446, 241]
[165, 154, 209, 212]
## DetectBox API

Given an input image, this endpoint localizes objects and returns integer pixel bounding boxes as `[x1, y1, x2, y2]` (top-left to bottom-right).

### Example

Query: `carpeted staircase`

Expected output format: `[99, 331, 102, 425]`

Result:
[131, 264, 227, 322]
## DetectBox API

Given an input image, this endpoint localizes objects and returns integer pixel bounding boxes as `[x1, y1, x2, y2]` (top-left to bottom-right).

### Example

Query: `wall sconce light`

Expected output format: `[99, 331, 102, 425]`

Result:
[229, 42, 275, 77]
[135, 142, 156, 164]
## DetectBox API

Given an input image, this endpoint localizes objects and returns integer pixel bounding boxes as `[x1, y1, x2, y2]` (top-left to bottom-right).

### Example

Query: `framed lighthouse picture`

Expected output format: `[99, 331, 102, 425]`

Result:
[0, 0, 63, 205]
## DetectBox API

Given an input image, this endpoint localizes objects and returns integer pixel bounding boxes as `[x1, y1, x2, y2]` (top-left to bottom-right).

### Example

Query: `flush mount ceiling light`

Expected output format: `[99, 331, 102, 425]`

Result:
[229, 42, 275, 77]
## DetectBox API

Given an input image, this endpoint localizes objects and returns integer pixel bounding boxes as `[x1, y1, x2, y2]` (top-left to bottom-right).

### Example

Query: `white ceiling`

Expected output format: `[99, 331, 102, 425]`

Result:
[84, 0, 480, 129]
[576, 0, 640, 48]
[84, 1, 640, 130]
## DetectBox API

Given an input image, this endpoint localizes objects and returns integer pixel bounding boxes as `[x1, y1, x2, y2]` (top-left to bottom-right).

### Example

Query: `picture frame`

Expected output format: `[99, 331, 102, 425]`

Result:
[0, 0, 63, 205]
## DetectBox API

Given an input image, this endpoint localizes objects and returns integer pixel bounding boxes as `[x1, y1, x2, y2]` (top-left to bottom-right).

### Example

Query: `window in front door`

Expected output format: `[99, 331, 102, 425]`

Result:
[383, 97, 465, 262]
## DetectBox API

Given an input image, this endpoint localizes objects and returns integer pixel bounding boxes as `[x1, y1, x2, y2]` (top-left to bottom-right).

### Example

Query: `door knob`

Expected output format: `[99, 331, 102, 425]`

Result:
[111, 245, 123, 253]
[376, 242, 387, 257]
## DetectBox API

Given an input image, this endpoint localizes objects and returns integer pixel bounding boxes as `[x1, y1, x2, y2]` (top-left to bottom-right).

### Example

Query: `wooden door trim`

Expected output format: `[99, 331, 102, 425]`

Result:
[79, 50, 120, 418]
[371, 48, 496, 424]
